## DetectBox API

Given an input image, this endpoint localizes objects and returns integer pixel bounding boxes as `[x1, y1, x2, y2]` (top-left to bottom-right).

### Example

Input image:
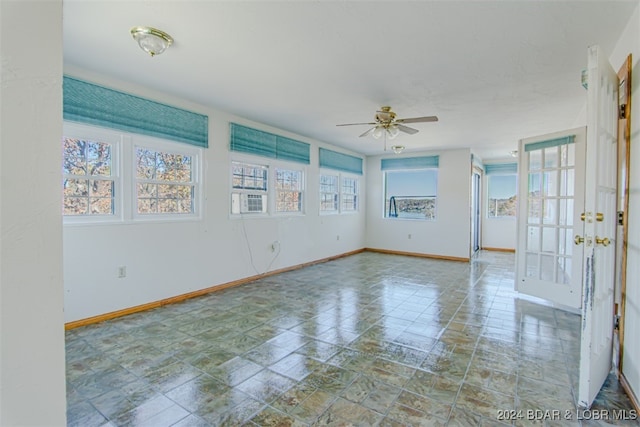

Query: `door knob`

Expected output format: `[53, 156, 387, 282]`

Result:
[595, 236, 610, 247]
[574, 235, 585, 245]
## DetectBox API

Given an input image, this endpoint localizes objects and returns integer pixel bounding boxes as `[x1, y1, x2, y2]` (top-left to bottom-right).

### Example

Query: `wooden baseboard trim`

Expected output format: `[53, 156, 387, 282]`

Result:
[620, 372, 640, 412]
[482, 247, 516, 253]
[364, 247, 469, 262]
[65, 248, 366, 330]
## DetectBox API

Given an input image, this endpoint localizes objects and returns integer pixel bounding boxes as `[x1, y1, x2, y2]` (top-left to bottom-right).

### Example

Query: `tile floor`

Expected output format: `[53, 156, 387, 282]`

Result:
[66, 251, 639, 426]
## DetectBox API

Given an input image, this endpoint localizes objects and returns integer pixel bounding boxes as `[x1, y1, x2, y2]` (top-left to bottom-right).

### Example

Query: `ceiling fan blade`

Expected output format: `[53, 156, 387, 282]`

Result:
[397, 124, 419, 135]
[336, 122, 377, 127]
[396, 116, 439, 124]
[359, 127, 376, 137]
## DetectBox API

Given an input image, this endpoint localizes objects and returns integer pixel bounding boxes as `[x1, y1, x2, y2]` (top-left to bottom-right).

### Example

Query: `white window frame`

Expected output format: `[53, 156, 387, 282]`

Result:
[230, 160, 269, 216]
[274, 167, 304, 215]
[319, 171, 359, 215]
[384, 168, 438, 221]
[62, 122, 202, 225]
[230, 154, 306, 217]
[319, 173, 339, 214]
[487, 172, 518, 219]
[340, 175, 359, 213]
[132, 136, 202, 222]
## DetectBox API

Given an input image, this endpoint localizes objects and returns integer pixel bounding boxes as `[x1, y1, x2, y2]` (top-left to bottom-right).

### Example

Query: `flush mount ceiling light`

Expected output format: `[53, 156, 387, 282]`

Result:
[391, 145, 405, 154]
[130, 26, 173, 57]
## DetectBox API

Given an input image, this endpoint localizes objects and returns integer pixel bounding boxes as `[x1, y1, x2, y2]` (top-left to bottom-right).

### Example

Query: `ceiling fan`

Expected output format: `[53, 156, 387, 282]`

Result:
[336, 106, 438, 140]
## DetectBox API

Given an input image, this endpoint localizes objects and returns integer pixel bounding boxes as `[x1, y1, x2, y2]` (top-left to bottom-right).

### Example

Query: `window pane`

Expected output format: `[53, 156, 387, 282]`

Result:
[63, 136, 114, 217]
[487, 174, 516, 218]
[136, 146, 196, 215]
[385, 169, 437, 220]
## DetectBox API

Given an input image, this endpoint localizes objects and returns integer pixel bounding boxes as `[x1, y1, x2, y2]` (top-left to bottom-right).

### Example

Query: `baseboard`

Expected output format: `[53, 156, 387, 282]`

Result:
[65, 248, 365, 330]
[364, 247, 469, 262]
[620, 372, 640, 412]
[482, 247, 516, 253]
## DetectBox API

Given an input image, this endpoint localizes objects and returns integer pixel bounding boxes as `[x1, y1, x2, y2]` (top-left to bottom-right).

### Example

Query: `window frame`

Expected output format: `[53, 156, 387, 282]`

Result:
[274, 167, 304, 215]
[383, 167, 438, 221]
[132, 136, 202, 221]
[230, 154, 306, 218]
[62, 122, 203, 225]
[486, 172, 518, 219]
[319, 170, 360, 215]
[230, 160, 270, 216]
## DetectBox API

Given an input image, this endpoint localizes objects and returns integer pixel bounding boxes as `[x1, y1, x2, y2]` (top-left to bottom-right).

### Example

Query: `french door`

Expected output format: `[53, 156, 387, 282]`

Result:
[516, 45, 618, 409]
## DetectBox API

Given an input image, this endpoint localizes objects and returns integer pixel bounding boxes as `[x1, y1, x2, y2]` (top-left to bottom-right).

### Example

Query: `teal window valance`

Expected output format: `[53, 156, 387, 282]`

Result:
[485, 163, 517, 174]
[381, 155, 439, 170]
[524, 135, 575, 152]
[63, 76, 208, 148]
[319, 148, 363, 175]
[229, 123, 310, 164]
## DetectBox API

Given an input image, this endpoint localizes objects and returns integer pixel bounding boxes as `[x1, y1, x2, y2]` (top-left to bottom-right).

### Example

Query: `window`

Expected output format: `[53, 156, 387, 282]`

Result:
[487, 174, 517, 218]
[485, 162, 518, 218]
[319, 174, 339, 212]
[341, 177, 358, 212]
[63, 136, 116, 216]
[62, 122, 202, 223]
[135, 147, 196, 215]
[275, 168, 303, 213]
[384, 169, 437, 220]
[231, 161, 268, 214]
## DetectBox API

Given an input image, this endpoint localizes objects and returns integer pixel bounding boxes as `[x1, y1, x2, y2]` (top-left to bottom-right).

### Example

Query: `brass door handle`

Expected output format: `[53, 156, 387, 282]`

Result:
[575, 235, 585, 245]
[596, 236, 610, 247]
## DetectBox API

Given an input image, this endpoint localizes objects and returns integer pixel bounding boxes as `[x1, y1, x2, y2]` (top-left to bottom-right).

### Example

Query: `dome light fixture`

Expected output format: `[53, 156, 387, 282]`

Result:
[391, 145, 405, 154]
[130, 26, 173, 57]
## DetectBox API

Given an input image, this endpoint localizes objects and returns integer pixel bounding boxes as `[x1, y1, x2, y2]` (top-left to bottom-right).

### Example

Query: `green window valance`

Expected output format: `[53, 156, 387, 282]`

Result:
[319, 148, 363, 175]
[381, 155, 439, 170]
[63, 76, 208, 148]
[485, 163, 517, 174]
[229, 123, 310, 164]
[524, 135, 575, 152]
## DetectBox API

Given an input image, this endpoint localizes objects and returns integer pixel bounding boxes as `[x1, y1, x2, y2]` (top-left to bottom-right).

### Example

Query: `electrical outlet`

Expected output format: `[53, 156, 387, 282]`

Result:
[118, 266, 126, 278]
[336, 235, 340, 241]
[271, 241, 280, 252]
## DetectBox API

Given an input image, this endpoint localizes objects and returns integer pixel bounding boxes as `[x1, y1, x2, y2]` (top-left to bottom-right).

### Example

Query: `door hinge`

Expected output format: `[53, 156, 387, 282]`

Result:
[618, 210, 624, 226]
[619, 104, 627, 119]
[614, 314, 621, 330]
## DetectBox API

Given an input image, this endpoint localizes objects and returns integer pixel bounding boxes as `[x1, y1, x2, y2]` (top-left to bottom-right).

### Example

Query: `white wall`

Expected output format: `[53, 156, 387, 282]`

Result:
[610, 1, 640, 407]
[365, 148, 472, 260]
[62, 70, 367, 323]
[0, 1, 67, 425]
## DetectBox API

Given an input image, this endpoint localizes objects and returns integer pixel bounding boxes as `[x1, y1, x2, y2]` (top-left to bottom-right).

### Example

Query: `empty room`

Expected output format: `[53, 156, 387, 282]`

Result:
[1, 1, 640, 426]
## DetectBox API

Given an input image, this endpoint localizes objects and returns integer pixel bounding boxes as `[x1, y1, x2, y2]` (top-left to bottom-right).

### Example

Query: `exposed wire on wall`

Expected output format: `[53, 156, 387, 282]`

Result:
[239, 214, 281, 276]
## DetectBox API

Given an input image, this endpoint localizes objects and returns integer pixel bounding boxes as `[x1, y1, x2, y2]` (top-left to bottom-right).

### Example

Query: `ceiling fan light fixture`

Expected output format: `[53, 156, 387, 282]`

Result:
[372, 126, 384, 140]
[387, 125, 400, 139]
[391, 145, 405, 154]
[131, 26, 173, 57]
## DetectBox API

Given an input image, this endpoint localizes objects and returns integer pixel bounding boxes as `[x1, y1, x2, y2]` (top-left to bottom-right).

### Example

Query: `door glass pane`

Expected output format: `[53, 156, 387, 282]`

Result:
[560, 143, 575, 167]
[529, 150, 542, 170]
[540, 254, 555, 282]
[543, 171, 558, 197]
[558, 228, 567, 256]
[542, 227, 556, 253]
[528, 197, 541, 223]
[526, 252, 539, 278]
[564, 229, 573, 257]
[560, 169, 575, 197]
[557, 257, 570, 285]
[543, 199, 557, 224]
[544, 146, 559, 168]
[527, 226, 540, 251]
[528, 172, 541, 194]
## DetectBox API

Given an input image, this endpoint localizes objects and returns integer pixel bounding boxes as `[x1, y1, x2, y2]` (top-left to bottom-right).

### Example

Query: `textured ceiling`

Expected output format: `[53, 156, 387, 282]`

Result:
[63, 1, 637, 159]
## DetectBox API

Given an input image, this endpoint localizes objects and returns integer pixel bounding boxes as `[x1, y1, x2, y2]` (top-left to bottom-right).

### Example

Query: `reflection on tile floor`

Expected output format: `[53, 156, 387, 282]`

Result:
[66, 251, 639, 426]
